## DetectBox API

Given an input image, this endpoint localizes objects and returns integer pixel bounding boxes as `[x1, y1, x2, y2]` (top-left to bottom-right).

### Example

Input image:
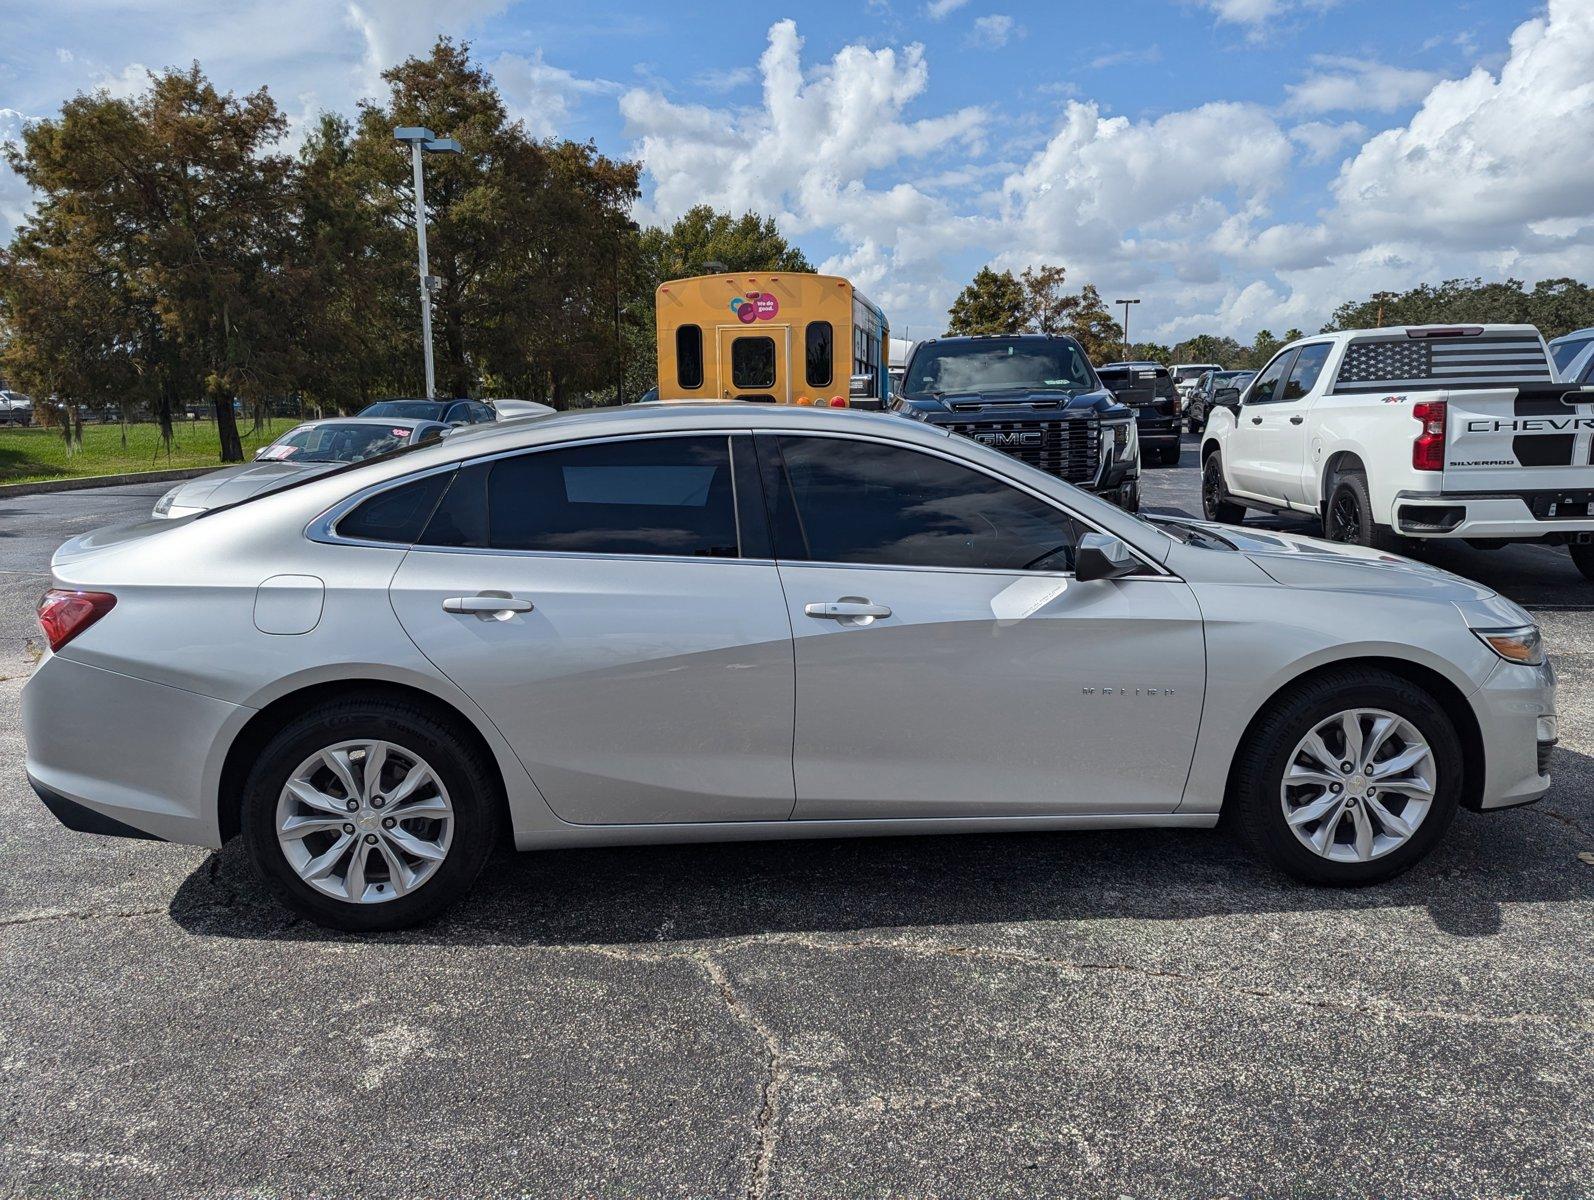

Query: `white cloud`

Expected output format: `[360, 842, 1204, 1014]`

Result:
[1288, 119, 1366, 164]
[346, 0, 512, 90]
[925, 0, 970, 19]
[969, 15, 1020, 49]
[691, 65, 757, 93]
[1196, 0, 1338, 27]
[1284, 56, 1440, 114]
[0, 109, 37, 235]
[492, 51, 615, 139]
[623, 19, 988, 320]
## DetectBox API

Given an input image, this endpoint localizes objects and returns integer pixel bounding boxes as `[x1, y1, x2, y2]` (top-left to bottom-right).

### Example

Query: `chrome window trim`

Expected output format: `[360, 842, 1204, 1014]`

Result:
[306, 424, 1176, 578]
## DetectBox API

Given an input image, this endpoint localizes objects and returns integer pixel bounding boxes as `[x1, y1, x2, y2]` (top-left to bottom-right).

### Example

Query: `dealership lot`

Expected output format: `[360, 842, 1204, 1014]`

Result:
[1, 444, 1590, 1197]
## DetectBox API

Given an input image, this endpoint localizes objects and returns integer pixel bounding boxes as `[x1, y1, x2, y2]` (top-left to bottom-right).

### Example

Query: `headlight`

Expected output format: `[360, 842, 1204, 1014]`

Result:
[1473, 625, 1544, 665]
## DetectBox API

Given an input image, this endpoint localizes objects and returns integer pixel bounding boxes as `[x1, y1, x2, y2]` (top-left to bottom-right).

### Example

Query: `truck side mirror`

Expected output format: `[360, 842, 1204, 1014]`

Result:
[1075, 532, 1140, 582]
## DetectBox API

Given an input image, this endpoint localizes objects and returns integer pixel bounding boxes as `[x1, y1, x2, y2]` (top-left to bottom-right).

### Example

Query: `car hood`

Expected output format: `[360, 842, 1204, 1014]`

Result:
[897, 388, 1127, 418]
[1185, 520, 1503, 603]
[167, 460, 337, 509]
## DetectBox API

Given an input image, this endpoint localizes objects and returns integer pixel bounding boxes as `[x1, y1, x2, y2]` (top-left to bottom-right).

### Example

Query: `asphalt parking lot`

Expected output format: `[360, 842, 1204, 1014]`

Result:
[1, 438, 1590, 1197]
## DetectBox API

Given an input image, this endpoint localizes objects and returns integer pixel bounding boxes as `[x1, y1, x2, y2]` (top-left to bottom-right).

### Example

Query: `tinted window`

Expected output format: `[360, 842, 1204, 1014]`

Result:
[337, 471, 454, 543]
[1550, 336, 1591, 373]
[732, 337, 776, 389]
[905, 339, 1093, 395]
[463, 436, 739, 558]
[805, 321, 833, 389]
[1245, 350, 1295, 405]
[1280, 343, 1332, 401]
[676, 325, 704, 390]
[766, 436, 1082, 572]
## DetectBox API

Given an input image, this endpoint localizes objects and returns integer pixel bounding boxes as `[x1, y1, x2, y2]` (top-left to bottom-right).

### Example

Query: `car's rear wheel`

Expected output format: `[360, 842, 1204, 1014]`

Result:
[1324, 470, 1402, 552]
[1201, 453, 1244, 523]
[241, 697, 500, 931]
[1570, 541, 1594, 581]
[1227, 669, 1461, 885]
[1157, 444, 1181, 467]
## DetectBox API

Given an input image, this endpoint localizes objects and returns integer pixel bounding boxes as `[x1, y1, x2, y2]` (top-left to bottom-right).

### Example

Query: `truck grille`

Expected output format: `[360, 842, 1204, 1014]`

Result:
[945, 419, 1100, 483]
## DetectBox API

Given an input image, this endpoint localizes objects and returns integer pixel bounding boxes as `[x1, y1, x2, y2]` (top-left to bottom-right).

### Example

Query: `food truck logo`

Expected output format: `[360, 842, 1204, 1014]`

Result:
[729, 293, 780, 324]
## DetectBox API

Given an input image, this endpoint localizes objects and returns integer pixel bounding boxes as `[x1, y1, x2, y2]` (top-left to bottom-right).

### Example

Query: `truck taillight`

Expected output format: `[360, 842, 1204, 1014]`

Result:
[37, 589, 116, 651]
[1412, 400, 1446, 471]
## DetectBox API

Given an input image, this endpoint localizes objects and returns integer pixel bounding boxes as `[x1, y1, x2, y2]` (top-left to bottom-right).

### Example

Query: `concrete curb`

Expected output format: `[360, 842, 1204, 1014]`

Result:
[0, 467, 215, 499]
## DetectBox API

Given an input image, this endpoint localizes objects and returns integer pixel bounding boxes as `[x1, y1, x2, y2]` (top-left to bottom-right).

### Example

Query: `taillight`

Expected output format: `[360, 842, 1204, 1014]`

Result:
[1412, 400, 1446, 471]
[37, 589, 116, 651]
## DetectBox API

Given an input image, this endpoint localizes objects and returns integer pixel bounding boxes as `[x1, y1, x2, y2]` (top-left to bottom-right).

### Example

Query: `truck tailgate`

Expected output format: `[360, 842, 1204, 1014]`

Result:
[1441, 383, 1594, 492]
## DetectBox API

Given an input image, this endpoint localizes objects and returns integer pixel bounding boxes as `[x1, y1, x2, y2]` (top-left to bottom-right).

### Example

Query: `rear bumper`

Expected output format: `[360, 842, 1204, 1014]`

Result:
[1133, 414, 1181, 446]
[22, 653, 246, 847]
[1393, 491, 1594, 540]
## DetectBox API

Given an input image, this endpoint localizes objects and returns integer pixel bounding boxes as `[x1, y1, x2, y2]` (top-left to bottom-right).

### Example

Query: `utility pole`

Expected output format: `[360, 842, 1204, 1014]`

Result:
[1116, 298, 1140, 360]
[394, 128, 464, 400]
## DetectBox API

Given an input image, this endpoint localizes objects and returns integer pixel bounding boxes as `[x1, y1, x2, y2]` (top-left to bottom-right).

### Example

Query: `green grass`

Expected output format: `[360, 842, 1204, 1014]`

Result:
[0, 418, 302, 486]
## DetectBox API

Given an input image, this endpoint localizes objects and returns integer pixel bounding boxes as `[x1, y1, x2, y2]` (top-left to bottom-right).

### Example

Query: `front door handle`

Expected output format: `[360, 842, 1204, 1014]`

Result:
[1289, 415, 1304, 425]
[1250, 415, 1264, 425]
[804, 598, 892, 625]
[443, 592, 534, 620]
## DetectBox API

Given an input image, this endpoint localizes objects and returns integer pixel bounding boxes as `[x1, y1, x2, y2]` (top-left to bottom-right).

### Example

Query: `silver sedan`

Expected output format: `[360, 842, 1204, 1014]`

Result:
[25, 404, 1556, 930]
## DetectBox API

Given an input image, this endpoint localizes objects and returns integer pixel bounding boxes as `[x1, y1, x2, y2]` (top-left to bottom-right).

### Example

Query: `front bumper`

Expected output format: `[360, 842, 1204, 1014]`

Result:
[1394, 491, 1594, 541]
[22, 653, 247, 846]
[1469, 655, 1556, 811]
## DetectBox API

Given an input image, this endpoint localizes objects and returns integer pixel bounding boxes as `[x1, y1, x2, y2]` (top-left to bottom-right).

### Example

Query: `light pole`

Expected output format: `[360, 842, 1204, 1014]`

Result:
[1116, 298, 1140, 361]
[394, 127, 463, 400]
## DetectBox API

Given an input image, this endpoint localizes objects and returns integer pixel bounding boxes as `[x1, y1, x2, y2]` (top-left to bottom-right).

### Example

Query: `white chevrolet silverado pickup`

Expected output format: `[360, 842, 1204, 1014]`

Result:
[1200, 324, 1594, 579]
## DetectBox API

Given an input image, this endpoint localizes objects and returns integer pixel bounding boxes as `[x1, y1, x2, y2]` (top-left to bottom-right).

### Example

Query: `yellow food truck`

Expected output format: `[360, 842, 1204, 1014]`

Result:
[654, 272, 890, 408]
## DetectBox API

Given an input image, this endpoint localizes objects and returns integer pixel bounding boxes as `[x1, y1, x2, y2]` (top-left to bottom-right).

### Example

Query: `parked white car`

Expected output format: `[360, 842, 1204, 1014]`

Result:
[0, 389, 33, 426]
[24, 404, 1555, 930]
[1171, 363, 1221, 398]
[1199, 325, 1594, 578]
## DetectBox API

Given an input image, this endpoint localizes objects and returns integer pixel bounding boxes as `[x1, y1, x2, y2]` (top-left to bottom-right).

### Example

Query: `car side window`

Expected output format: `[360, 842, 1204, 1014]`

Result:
[337, 471, 456, 544]
[762, 435, 1083, 572]
[421, 435, 741, 558]
[1280, 343, 1332, 402]
[1244, 350, 1297, 406]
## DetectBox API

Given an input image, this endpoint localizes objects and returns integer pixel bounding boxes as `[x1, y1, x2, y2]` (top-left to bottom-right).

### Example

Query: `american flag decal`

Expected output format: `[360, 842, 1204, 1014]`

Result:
[1332, 334, 1553, 393]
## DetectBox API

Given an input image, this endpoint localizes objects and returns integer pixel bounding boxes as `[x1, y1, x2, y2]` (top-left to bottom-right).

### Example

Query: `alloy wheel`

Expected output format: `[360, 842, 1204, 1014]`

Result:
[1279, 708, 1435, 863]
[1329, 491, 1362, 542]
[275, 740, 454, 904]
[1202, 459, 1223, 518]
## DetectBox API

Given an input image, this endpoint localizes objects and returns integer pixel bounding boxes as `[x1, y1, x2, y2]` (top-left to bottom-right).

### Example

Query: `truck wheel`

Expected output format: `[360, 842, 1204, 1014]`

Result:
[1324, 471, 1401, 552]
[1227, 667, 1461, 886]
[1571, 542, 1594, 581]
[1201, 453, 1244, 523]
[1158, 443, 1181, 467]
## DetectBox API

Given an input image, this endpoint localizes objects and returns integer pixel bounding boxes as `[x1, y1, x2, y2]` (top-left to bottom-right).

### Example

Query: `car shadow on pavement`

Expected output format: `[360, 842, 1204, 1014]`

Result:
[169, 748, 1594, 948]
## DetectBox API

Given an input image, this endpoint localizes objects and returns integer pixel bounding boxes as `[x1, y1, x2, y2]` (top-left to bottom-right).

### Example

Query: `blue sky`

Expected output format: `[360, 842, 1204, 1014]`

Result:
[2, 0, 1590, 342]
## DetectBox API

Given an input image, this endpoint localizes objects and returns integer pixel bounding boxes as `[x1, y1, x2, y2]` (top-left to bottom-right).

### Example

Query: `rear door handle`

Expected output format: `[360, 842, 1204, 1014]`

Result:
[1250, 416, 1264, 425]
[804, 599, 892, 623]
[1289, 415, 1304, 425]
[443, 592, 534, 619]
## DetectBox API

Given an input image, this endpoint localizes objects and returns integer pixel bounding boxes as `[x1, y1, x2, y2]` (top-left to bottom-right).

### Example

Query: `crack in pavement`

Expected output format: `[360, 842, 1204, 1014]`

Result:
[691, 951, 788, 1200]
[1528, 804, 1594, 843]
[0, 906, 169, 927]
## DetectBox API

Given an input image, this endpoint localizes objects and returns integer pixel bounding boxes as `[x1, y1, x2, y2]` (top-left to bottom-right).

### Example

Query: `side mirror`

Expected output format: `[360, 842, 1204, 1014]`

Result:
[1075, 532, 1141, 582]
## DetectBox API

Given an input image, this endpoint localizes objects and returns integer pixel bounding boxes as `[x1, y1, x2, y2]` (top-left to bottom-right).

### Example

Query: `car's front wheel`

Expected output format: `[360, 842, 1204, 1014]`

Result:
[241, 696, 501, 931]
[1201, 452, 1244, 523]
[1227, 668, 1461, 885]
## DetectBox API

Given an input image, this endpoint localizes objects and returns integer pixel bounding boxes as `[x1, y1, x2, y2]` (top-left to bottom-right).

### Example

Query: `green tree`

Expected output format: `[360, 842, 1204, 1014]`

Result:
[1323, 277, 1594, 340]
[1241, 329, 1284, 369]
[639, 206, 812, 282]
[947, 266, 1026, 335]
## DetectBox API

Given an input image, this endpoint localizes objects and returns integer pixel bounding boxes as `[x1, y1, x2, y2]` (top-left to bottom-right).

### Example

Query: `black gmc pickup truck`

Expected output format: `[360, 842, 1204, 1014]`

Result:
[891, 334, 1141, 511]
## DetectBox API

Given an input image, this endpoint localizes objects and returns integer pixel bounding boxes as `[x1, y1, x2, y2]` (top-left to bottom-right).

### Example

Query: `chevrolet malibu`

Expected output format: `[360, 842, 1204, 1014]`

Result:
[24, 404, 1556, 930]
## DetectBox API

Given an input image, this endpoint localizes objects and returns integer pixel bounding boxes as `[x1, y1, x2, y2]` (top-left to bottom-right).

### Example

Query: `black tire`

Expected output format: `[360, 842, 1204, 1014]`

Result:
[1323, 470, 1402, 552]
[1570, 542, 1594, 581]
[1157, 444, 1181, 467]
[1201, 452, 1244, 523]
[1227, 668, 1462, 886]
[240, 696, 501, 932]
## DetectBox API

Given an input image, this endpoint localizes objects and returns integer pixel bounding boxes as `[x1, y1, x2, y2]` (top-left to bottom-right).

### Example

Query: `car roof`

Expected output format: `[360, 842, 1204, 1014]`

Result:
[912, 333, 1080, 346]
[1549, 327, 1594, 345]
[289, 416, 440, 430]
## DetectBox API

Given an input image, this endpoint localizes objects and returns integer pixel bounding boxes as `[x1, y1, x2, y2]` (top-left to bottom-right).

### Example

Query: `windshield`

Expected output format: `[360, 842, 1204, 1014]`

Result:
[1172, 366, 1215, 383]
[905, 340, 1095, 395]
[261, 423, 414, 464]
[1551, 337, 1592, 373]
[361, 400, 446, 419]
